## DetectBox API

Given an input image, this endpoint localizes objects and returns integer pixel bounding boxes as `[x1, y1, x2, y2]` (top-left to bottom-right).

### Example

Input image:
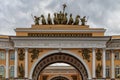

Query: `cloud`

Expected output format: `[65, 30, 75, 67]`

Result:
[0, 0, 120, 35]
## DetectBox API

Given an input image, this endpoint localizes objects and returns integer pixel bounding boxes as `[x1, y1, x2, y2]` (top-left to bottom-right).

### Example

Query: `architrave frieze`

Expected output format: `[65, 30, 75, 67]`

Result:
[10, 37, 110, 48]
[107, 39, 120, 49]
[0, 38, 13, 49]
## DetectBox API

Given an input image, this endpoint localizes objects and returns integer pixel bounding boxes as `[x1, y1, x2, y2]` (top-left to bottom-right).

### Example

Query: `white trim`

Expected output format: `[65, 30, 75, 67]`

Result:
[14, 48, 18, 78]
[29, 50, 91, 79]
[92, 48, 96, 78]
[111, 50, 115, 78]
[102, 48, 106, 78]
[15, 29, 106, 33]
[0, 64, 6, 67]
[6, 49, 9, 78]
[25, 48, 28, 78]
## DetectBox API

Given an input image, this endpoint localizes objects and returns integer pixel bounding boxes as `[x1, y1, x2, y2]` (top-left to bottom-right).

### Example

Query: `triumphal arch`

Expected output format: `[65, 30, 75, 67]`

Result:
[0, 4, 120, 80]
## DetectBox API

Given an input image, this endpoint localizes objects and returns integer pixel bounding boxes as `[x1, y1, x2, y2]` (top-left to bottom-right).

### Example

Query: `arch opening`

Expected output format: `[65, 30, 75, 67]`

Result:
[51, 76, 69, 80]
[32, 53, 89, 80]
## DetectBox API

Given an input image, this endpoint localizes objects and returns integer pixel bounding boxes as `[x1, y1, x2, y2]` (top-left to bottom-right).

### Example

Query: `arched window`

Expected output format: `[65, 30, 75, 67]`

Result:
[10, 66, 14, 78]
[0, 66, 5, 77]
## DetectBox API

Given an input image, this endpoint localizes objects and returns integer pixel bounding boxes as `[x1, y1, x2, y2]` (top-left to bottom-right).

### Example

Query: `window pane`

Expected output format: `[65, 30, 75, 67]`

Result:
[10, 52, 15, 60]
[10, 66, 14, 78]
[106, 52, 110, 60]
[106, 67, 110, 78]
[0, 51, 5, 60]
[115, 52, 120, 60]
[115, 67, 120, 78]
[0, 66, 5, 77]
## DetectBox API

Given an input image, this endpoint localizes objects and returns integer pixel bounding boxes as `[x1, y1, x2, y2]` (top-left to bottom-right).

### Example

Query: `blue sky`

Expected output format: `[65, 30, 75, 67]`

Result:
[0, 0, 120, 36]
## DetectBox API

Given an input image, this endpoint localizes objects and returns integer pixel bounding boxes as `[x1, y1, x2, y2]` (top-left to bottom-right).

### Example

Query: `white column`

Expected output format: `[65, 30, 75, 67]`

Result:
[92, 48, 96, 78]
[25, 48, 28, 78]
[14, 48, 18, 78]
[111, 50, 115, 79]
[102, 48, 106, 78]
[6, 49, 9, 79]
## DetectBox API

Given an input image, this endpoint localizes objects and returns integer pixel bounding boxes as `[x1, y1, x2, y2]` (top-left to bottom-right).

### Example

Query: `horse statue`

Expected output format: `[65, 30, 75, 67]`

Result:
[47, 13, 52, 25]
[41, 15, 46, 25]
[34, 16, 40, 25]
[62, 13, 68, 24]
[53, 13, 58, 24]
[68, 13, 74, 25]
[74, 15, 80, 25]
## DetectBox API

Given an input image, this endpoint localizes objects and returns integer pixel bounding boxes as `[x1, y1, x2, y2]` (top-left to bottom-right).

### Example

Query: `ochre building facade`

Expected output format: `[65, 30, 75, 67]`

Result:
[0, 24, 120, 80]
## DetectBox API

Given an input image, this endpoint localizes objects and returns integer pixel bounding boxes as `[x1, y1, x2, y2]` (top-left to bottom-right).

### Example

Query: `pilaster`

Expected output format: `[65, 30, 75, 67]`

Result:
[14, 48, 18, 78]
[5, 49, 9, 79]
[25, 48, 28, 78]
[102, 48, 106, 78]
[92, 48, 96, 78]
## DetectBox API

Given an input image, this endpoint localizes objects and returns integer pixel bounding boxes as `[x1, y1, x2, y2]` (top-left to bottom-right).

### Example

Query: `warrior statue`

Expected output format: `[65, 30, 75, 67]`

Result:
[74, 15, 80, 25]
[34, 16, 40, 25]
[53, 13, 58, 24]
[62, 13, 68, 24]
[47, 13, 52, 25]
[68, 13, 74, 25]
[57, 11, 64, 24]
[80, 16, 87, 25]
[18, 64, 25, 78]
[41, 15, 46, 25]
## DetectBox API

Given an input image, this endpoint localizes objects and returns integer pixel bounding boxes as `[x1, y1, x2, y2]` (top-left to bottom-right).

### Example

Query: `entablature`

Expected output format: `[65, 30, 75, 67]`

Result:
[10, 36, 110, 48]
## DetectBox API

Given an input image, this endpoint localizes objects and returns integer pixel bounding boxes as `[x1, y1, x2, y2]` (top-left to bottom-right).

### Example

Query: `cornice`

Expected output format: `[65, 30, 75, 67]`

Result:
[10, 36, 110, 41]
[15, 29, 106, 33]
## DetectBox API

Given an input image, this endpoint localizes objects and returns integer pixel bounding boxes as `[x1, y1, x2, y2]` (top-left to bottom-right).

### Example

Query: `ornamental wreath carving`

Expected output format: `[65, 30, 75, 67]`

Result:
[29, 48, 42, 62]
[18, 49, 25, 61]
[96, 49, 102, 61]
[79, 48, 91, 62]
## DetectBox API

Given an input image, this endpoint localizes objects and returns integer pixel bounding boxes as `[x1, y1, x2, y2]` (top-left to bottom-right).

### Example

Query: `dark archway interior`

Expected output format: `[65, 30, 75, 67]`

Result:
[32, 53, 88, 80]
[51, 76, 69, 80]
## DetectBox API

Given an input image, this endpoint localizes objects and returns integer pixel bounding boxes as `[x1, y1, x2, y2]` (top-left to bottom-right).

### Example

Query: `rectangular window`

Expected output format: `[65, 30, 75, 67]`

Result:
[10, 66, 14, 78]
[106, 67, 110, 78]
[0, 51, 5, 60]
[10, 52, 15, 60]
[115, 52, 120, 60]
[115, 67, 120, 78]
[106, 52, 110, 60]
[0, 66, 5, 77]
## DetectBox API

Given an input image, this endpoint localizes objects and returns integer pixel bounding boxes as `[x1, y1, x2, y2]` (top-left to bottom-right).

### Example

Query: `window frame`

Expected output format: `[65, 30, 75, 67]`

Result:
[0, 51, 5, 60]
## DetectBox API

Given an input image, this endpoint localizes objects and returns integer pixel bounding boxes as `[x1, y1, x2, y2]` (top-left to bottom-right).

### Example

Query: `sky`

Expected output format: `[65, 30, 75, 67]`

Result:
[0, 0, 120, 36]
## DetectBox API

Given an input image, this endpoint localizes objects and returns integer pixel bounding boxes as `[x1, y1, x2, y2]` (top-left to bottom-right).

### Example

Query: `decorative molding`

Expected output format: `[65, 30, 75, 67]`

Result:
[29, 50, 92, 80]
[0, 41, 13, 49]
[15, 29, 106, 33]
[10, 37, 109, 48]
[32, 53, 88, 80]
